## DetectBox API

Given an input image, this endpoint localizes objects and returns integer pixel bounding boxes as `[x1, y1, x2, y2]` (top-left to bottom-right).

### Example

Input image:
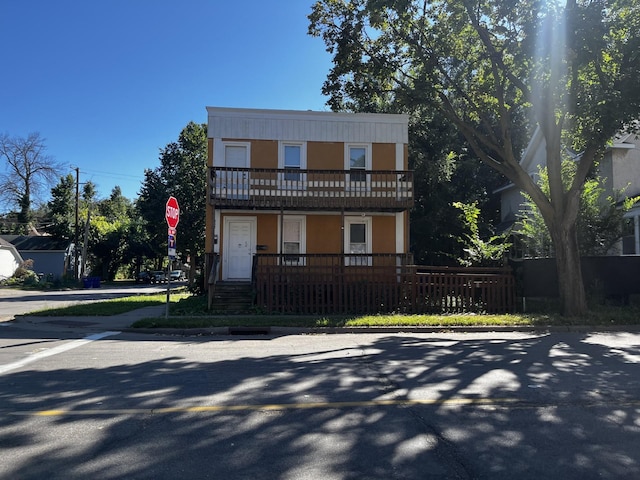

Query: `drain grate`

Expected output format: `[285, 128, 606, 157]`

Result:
[228, 326, 271, 335]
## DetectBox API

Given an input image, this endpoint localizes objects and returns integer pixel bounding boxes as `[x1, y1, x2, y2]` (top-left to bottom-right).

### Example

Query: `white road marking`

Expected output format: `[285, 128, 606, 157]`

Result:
[0, 331, 120, 375]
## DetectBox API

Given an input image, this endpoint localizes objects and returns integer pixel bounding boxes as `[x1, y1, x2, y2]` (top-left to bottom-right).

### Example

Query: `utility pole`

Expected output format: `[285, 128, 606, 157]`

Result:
[74, 167, 79, 282]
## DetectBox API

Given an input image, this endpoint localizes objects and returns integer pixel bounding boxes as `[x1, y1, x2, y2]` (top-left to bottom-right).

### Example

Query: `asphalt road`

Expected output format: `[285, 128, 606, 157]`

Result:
[0, 323, 639, 479]
[0, 284, 170, 321]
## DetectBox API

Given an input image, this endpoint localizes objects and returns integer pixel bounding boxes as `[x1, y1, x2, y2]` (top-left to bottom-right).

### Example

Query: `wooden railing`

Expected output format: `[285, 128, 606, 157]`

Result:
[209, 167, 413, 211]
[253, 255, 515, 314]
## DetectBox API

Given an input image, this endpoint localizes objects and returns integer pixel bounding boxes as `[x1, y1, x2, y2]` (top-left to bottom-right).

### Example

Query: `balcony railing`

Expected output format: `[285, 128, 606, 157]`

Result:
[209, 167, 413, 211]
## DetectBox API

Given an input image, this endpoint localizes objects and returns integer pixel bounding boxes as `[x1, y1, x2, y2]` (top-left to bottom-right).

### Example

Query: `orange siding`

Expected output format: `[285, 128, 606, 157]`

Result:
[372, 216, 396, 253]
[251, 140, 278, 168]
[307, 215, 343, 253]
[308, 142, 343, 170]
[257, 214, 278, 253]
[372, 143, 395, 170]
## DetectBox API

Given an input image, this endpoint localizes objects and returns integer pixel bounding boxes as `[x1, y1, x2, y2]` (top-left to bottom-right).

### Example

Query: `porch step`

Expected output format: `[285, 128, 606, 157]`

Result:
[210, 282, 254, 313]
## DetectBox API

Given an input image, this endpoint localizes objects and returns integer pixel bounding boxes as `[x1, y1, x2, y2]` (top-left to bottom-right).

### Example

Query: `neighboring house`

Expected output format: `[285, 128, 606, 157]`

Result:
[0, 237, 23, 280]
[205, 107, 413, 312]
[496, 127, 640, 256]
[0, 235, 74, 280]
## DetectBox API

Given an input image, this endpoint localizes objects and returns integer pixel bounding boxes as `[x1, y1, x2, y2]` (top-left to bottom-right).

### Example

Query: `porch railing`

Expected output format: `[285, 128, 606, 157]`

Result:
[209, 167, 413, 211]
[253, 255, 515, 314]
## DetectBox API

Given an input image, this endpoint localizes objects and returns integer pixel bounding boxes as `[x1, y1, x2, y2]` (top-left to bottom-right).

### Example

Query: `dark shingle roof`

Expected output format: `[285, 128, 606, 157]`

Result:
[0, 235, 70, 251]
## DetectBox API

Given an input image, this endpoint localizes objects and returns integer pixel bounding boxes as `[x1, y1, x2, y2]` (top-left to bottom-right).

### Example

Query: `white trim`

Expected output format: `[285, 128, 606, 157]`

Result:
[395, 212, 404, 254]
[395, 143, 404, 171]
[213, 209, 221, 254]
[344, 216, 372, 266]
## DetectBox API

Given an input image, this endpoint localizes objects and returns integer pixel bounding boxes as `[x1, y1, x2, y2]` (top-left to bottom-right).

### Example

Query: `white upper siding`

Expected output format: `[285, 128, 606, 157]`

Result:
[207, 107, 409, 144]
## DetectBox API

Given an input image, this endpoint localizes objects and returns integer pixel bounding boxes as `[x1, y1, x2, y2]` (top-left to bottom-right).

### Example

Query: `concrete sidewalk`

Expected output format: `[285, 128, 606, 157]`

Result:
[7, 305, 167, 334]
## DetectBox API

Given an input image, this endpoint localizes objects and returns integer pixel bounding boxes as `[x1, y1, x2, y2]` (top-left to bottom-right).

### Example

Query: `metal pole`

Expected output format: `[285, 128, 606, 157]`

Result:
[74, 167, 79, 282]
[166, 258, 171, 319]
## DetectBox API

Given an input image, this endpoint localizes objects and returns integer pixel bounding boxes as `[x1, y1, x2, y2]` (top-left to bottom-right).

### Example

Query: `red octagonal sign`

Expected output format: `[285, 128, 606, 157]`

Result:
[165, 196, 180, 229]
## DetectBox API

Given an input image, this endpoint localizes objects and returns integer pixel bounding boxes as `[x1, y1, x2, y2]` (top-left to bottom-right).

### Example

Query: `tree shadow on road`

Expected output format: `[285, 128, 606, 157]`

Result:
[0, 331, 639, 479]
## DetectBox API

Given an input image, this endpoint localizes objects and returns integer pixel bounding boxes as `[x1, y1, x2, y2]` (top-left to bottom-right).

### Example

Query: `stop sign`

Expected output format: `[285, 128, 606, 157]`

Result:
[165, 196, 180, 228]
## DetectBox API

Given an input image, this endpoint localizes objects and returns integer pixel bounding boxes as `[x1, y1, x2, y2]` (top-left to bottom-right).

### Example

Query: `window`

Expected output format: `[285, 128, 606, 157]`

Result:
[345, 217, 372, 265]
[345, 144, 371, 184]
[279, 142, 306, 185]
[284, 145, 301, 181]
[281, 216, 306, 264]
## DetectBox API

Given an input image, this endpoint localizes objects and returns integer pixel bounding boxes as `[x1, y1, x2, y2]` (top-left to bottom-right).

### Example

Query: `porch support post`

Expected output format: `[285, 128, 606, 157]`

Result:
[280, 206, 284, 262]
[341, 207, 345, 255]
[635, 214, 640, 254]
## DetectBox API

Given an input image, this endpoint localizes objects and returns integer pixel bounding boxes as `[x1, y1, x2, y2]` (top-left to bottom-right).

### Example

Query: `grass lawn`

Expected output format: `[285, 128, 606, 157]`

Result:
[27, 291, 640, 329]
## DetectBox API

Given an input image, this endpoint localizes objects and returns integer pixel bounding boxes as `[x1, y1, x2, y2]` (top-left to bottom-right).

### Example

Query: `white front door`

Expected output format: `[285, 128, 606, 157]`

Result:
[223, 217, 256, 281]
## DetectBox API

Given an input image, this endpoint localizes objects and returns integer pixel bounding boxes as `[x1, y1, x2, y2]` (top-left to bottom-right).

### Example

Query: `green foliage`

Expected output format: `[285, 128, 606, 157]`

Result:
[137, 122, 207, 279]
[519, 160, 638, 256]
[88, 186, 134, 280]
[45, 174, 75, 239]
[3, 259, 39, 286]
[309, 0, 640, 315]
[453, 201, 511, 266]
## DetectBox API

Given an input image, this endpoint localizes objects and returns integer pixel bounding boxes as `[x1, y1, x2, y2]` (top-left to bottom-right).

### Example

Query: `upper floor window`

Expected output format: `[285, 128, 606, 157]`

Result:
[279, 142, 306, 183]
[345, 144, 371, 184]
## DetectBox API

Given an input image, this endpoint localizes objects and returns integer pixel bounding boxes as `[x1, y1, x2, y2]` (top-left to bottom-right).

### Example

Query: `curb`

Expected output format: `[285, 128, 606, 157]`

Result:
[123, 324, 640, 337]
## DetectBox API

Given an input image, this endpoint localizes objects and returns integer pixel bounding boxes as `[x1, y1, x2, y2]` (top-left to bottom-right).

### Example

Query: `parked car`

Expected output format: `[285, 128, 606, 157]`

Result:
[136, 271, 152, 284]
[169, 270, 184, 281]
[150, 271, 167, 283]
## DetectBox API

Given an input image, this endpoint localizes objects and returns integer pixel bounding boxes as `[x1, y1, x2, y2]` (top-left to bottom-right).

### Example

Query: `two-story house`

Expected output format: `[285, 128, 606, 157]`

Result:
[205, 107, 413, 313]
[497, 127, 640, 256]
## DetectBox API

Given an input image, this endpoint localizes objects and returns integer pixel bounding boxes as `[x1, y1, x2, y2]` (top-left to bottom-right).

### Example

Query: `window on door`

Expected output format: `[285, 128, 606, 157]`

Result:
[345, 217, 372, 265]
[282, 216, 306, 264]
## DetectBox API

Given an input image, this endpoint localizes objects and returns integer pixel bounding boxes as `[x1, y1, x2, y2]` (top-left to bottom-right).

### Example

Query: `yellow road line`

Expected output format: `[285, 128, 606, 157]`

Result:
[10, 397, 640, 418]
[17, 397, 522, 417]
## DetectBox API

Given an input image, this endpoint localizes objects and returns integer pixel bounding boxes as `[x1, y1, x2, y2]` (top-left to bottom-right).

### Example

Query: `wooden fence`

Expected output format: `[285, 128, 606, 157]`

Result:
[253, 256, 515, 314]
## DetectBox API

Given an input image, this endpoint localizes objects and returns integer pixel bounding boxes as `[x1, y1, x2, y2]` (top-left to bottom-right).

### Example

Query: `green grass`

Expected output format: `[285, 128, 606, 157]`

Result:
[29, 291, 640, 329]
[30, 293, 188, 316]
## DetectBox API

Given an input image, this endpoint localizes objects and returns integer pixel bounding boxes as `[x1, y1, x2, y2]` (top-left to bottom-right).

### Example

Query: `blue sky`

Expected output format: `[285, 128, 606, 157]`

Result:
[0, 0, 331, 205]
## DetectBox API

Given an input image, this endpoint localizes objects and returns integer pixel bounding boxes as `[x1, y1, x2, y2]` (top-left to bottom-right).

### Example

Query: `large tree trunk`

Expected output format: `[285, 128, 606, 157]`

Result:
[549, 220, 587, 316]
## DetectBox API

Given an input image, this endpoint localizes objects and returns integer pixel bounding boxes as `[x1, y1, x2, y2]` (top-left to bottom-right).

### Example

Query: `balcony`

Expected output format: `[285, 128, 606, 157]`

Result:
[208, 167, 413, 211]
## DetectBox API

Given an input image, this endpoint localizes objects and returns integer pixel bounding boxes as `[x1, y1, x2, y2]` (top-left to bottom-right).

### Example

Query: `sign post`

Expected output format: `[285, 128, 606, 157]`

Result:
[165, 196, 180, 319]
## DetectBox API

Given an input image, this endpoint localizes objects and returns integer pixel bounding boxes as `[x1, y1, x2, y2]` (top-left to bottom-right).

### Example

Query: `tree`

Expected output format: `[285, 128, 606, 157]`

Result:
[454, 201, 511, 266]
[409, 109, 506, 265]
[87, 186, 133, 280]
[137, 122, 208, 283]
[45, 174, 75, 240]
[309, 0, 640, 315]
[519, 160, 638, 257]
[0, 132, 63, 231]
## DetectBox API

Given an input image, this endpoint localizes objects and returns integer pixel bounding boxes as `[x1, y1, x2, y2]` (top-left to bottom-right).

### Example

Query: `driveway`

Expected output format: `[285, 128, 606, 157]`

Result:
[0, 284, 171, 322]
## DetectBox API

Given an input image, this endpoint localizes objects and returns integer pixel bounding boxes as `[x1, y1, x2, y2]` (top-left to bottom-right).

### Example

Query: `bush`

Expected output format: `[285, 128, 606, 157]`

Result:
[3, 259, 40, 286]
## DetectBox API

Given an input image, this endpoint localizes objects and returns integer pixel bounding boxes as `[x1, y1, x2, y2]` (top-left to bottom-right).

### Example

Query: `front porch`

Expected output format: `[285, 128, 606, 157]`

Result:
[206, 253, 516, 314]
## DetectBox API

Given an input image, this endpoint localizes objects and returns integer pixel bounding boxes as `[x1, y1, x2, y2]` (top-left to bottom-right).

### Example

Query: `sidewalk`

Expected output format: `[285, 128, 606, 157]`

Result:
[7, 305, 167, 334]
